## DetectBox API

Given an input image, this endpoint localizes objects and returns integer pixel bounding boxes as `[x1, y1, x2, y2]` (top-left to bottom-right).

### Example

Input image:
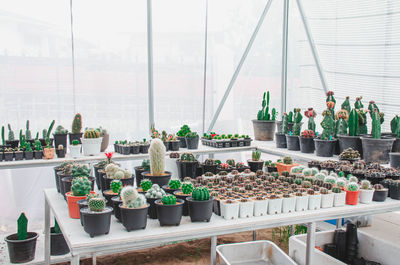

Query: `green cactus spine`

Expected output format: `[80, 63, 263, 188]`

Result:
[25, 120, 32, 140]
[149, 138, 165, 176]
[371, 109, 381, 139]
[341, 96, 351, 114]
[17, 213, 28, 240]
[391, 115, 400, 138]
[281, 113, 289, 134]
[192, 187, 210, 201]
[252, 150, 261, 161]
[140, 179, 152, 191]
[348, 109, 359, 136]
[7, 124, 14, 141]
[292, 108, 303, 136]
[161, 194, 177, 205]
[88, 197, 106, 212]
[71, 177, 91, 196]
[110, 180, 122, 194]
[168, 179, 181, 189]
[181, 182, 194, 195]
[72, 113, 82, 134]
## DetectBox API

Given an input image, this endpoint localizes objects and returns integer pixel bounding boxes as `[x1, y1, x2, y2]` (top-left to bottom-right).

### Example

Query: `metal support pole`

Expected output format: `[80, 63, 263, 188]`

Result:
[92, 253, 97, 265]
[336, 218, 342, 229]
[210, 236, 217, 265]
[296, 0, 329, 94]
[306, 222, 316, 265]
[202, 0, 209, 135]
[44, 198, 50, 265]
[71, 255, 80, 265]
[253, 230, 257, 241]
[147, 0, 155, 131]
[206, 0, 274, 133]
[281, 0, 289, 116]
[69, 0, 76, 113]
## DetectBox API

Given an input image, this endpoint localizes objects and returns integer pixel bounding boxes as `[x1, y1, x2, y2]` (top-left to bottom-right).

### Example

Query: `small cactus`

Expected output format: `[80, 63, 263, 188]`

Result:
[25, 120, 32, 140]
[161, 194, 177, 205]
[88, 197, 106, 212]
[71, 177, 91, 196]
[72, 113, 82, 134]
[373, 184, 385, 190]
[181, 182, 194, 195]
[140, 179, 152, 191]
[110, 180, 122, 194]
[84, 129, 100, 138]
[332, 187, 342, 193]
[320, 188, 329, 194]
[7, 124, 14, 141]
[252, 150, 261, 161]
[149, 138, 166, 175]
[181, 153, 195, 162]
[283, 156, 292, 165]
[168, 179, 181, 190]
[302, 180, 312, 189]
[322, 182, 333, 190]
[121, 186, 139, 205]
[226, 159, 235, 167]
[360, 180, 371, 190]
[192, 187, 210, 201]
[347, 182, 359, 192]
[324, 176, 336, 185]
[349, 176, 358, 183]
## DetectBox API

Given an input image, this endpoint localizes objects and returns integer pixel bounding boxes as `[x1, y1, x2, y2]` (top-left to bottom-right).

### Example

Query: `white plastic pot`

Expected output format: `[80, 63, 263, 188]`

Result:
[69, 144, 81, 158]
[220, 201, 239, 220]
[81, 137, 102, 156]
[253, 199, 268, 217]
[239, 200, 254, 218]
[295, 195, 309, 212]
[282, 196, 296, 214]
[333, 192, 346, 207]
[268, 198, 283, 215]
[308, 194, 321, 210]
[321, 193, 334, 208]
[359, 189, 374, 204]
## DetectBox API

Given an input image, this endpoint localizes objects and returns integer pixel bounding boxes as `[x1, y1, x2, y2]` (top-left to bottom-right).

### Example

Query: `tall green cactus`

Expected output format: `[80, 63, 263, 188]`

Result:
[25, 120, 32, 140]
[292, 108, 303, 136]
[348, 109, 359, 136]
[335, 110, 348, 136]
[354, 96, 363, 109]
[391, 115, 400, 138]
[357, 109, 368, 135]
[305, 108, 316, 133]
[149, 138, 165, 175]
[7, 124, 14, 141]
[257, 91, 274, 121]
[252, 150, 261, 161]
[371, 109, 381, 139]
[341, 96, 351, 114]
[368, 100, 379, 119]
[287, 111, 293, 123]
[72, 113, 82, 134]
[1, 126, 5, 146]
[281, 113, 289, 134]
[17, 213, 28, 240]
[320, 110, 336, 140]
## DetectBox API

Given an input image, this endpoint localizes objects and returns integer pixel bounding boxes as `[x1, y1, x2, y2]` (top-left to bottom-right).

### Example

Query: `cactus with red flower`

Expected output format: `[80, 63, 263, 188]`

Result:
[301, 130, 315, 138]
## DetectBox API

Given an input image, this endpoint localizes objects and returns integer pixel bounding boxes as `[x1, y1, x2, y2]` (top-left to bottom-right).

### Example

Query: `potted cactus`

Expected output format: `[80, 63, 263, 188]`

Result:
[102, 164, 134, 191]
[53, 125, 68, 150]
[332, 187, 346, 207]
[372, 184, 388, 202]
[145, 184, 166, 219]
[81, 128, 102, 156]
[69, 113, 83, 144]
[389, 180, 400, 200]
[238, 198, 254, 218]
[66, 176, 93, 218]
[103, 179, 122, 207]
[282, 193, 296, 213]
[185, 131, 199, 149]
[253, 195, 268, 216]
[119, 186, 149, 231]
[5, 213, 38, 263]
[56, 144, 66, 158]
[320, 187, 334, 208]
[285, 108, 302, 150]
[142, 138, 172, 186]
[42, 120, 56, 159]
[162, 179, 181, 194]
[80, 195, 112, 237]
[6, 124, 19, 148]
[24, 142, 34, 160]
[299, 129, 316, 154]
[174, 181, 193, 216]
[314, 108, 337, 157]
[338, 104, 363, 156]
[306, 189, 321, 210]
[176, 125, 191, 148]
[268, 194, 283, 215]
[220, 199, 239, 220]
[50, 219, 69, 256]
[134, 159, 150, 187]
[24, 120, 34, 147]
[69, 140, 81, 158]
[176, 152, 198, 180]
[346, 182, 360, 205]
[361, 108, 394, 163]
[275, 112, 288, 148]
[247, 150, 264, 172]
[186, 187, 214, 222]
[295, 192, 309, 212]
[359, 180, 374, 204]
[276, 156, 299, 174]
[155, 194, 184, 226]
[252, 91, 277, 141]
[202, 158, 218, 174]
[93, 152, 116, 190]
[168, 134, 180, 151]
[390, 115, 400, 152]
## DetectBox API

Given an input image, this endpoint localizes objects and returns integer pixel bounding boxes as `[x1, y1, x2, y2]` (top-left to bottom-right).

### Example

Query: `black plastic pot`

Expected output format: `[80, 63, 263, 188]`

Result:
[213, 199, 221, 216]
[390, 153, 400, 169]
[345, 223, 358, 263]
[24, 151, 33, 160]
[155, 199, 184, 226]
[77, 199, 88, 226]
[103, 190, 117, 207]
[98, 169, 107, 191]
[146, 197, 159, 219]
[314, 139, 337, 157]
[102, 175, 134, 191]
[119, 203, 149, 231]
[120, 145, 130, 155]
[389, 183, 400, 200]
[56, 149, 66, 158]
[61, 176, 73, 200]
[299, 137, 315, 153]
[275, 133, 287, 148]
[163, 141, 169, 151]
[93, 164, 102, 190]
[373, 189, 388, 202]
[54, 134, 68, 150]
[111, 196, 122, 221]
[5, 232, 38, 263]
[185, 137, 199, 149]
[6, 140, 19, 148]
[50, 227, 70, 256]
[34, 151, 43, 159]
[334, 229, 346, 262]
[162, 185, 181, 195]
[338, 135, 362, 157]
[174, 191, 190, 216]
[68, 133, 82, 144]
[177, 160, 198, 180]
[140, 144, 150, 153]
[187, 197, 214, 222]
[169, 141, 180, 151]
[14, 151, 23, 161]
[392, 138, 400, 152]
[177, 136, 187, 148]
[130, 145, 140, 154]
[80, 207, 113, 237]
[53, 167, 63, 193]
[39, 138, 54, 147]
[134, 166, 145, 188]
[4, 152, 13, 161]
[286, 134, 300, 151]
[361, 136, 395, 163]
[276, 121, 299, 134]
[202, 164, 218, 174]
[141, 171, 171, 187]
[247, 160, 264, 172]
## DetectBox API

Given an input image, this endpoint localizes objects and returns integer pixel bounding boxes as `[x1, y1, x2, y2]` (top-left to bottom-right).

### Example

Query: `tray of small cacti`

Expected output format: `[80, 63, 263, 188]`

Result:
[201, 133, 252, 148]
[114, 139, 150, 155]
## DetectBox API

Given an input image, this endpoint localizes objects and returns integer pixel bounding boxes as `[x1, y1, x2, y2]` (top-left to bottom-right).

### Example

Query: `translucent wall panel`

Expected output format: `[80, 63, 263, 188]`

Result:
[73, 0, 148, 142]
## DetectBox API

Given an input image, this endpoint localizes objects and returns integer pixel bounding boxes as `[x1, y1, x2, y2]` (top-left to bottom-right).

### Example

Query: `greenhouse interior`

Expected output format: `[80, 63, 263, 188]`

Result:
[1, 0, 400, 264]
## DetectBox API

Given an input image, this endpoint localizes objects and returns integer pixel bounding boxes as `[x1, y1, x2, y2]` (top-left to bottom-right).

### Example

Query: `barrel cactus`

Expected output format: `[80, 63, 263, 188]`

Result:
[332, 187, 342, 193]
[84, 129, 100, 138]
[140, 179, 152, 191]
[121, 186, 138, 205]
[145, 184, 166, 199]
[192, 187, 210, 201]
[88, 197, 106, 212]
[320, 188, 329, 195]
[349, 176, 358, 183]
[347, 182, 359, 191]
[168, 179, 181, 189]
[71, 177, 91, 196]
[283, 156, 292, 164]
[161, 194, 177, 205]
[110, 180, 122, 194]
[252, 150, 261, 161]
[182, 182, 194, 195]
[361, 180, 371, 190]
[324, 176, 336, 185]
[149, 138, 166, 175]
[181, 153, 195, 162]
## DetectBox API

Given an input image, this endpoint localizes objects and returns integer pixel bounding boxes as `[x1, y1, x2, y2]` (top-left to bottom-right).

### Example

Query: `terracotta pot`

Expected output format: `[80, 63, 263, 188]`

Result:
[276, 162, 299, 174]
[66, 191, 95, 219]
[43, 148, 55, 159]
[345, 190, 360, 205]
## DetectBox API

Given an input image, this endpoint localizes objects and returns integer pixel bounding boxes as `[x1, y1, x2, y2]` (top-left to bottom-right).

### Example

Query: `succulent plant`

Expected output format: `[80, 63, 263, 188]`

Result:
[162, 194, 177, 205]
[168, 179, 181, 189]
[71, 177, 91, 196]
[140, 179, 152, 192]
[324, 176, 336, 185]
[192, 187, 210, 201]
[84, 128, 101, 138]
[349, 176, 358, 183]
[121, 186, 147, 208]
[252, 150, 261, 161]
[283, 156, 293, 165]
[340, 148, 360, 160]
[307, 189, 315, 195]
[294, 178, 303, 185]
[320, 188, 329, 195]
[204, 158, 216, 166]
[314, 179, 323, 186]
[302, 180, 312, 189]
[373, 184, 385, 190]
[322, 182, 333, 190]
[110, 180, 122, 194]
[72, 113, 82, 134]
[336, 179, 346, 188]
[88, 197, 106, 212]
[257, 91, 276, 121]
[360, 180, 371, 190]
[181, 182, 194, 195]
[347, 182, 359, 192]
[149, 138, 166, 175]
[145, 184, 166, 199]
[181, 153, 196, 162]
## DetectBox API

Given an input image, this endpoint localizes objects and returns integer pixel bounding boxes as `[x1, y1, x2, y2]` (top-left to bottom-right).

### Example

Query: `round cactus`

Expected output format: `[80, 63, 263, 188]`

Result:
[373, 184, 385, 190]
[110, 180, 122, 194]
[181, 182, 194, 195]
[283, 156, 292, 164]
[192, 187, 210, 201]
[349, 176, 358, 183]
[315, 173, 326, 181]
[332, 187, 342, 193]
[180, 152, 195, 162]
[314, 179, 323, 186]
[325, 175, 337, 184]
[168, 179, 181, 189]
[126, 194, 147, 209]
[84, 129, 100, 138]
[307, 189, 315, 195]
[71, 177, 91, 196]
[347, 182, 359, 191]
[302, 168, 313, 176]
[140, 179, 152, 191]
[336, 179, 346, 188]
[281, 171, 289, 177]
[226, 159, 235, 167]
[121, 186, 139, 207]
[302, 180, 312, 189]
[88, 197, 105, 212]
[145, 184, 166, 199]
[361, 180, 371, 190]
[294, 178, 303, 185]
[161, 194, 177, 205]
[311, 167, 319, 176]
[320, 188, 329, 195]
[322, 182, 333, 190]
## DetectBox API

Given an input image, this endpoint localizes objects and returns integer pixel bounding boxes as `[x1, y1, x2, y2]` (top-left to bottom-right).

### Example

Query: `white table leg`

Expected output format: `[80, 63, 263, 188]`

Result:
[71, 254, 80, 265]
[336, 218, 342, 229]
[44, 197, 51, 265]
[210, 236, 217, 265]
[93, 252, 97, 265]
[306, 222, 316, 265]
[253, 230, 257, 241]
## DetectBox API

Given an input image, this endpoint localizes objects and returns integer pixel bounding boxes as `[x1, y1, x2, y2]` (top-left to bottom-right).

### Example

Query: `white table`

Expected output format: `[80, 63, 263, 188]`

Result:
[44, 188, 400, 265]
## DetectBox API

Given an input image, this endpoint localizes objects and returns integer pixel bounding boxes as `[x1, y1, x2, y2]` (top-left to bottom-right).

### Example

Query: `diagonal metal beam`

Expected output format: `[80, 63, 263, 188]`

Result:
[296, 0, 329, 94]
[147, 0, 155, 132]
[281, 0, 289, 116]
[206, 0, 274, 133]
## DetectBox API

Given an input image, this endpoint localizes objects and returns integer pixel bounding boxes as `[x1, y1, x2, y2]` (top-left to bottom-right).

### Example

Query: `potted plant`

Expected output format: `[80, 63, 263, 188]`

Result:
[320, 187, 334, 208]
[390, 115, 400, 152]
[145, 184, 166, 219]
[56, 145, 66, 158]
[119, 186, 149, 231]
[185, 132, 199, 149]
[95, 126, 109, 152]
[103, 179, 122, 207]
[331, 187, 345, 207]
[286, 108, 302, 150]
[155, 194, 184, 226]
[160, 130, 169, 151]
[80, 195, 112, 237]
[139, 139, 150, 153]
[237, 198, 254, 218]
[53, 125, 68, 150]
[346, 182, 360, 205]
[43, 120, 55, 159]
[361, 108, 394, 163]
[66, 176, 93, 218]
[359, 180, 374, 204]
[314, 108, 337, 157]
[50, 219, 69, 256]
[253, 195, 268, 216]
[93, 152, 115, 190]
[235, 162, 249, 172]
[81, 128, 102, 156]
[276, 156, 299, 174]
[202, 158, 218, 174]
[252, 91, 277, 141]
[69, 113, 83, 144]
[372, 184, 388, 202]
[299, 130, 315, 153]
[174, 181, 193, 216]
[5, 213, 38, 263]
[389, 180, 400, 200]
[33, 139, 43, 159]
[295, 192, 308, 212]
[134, 159, 150, 187]
[24, 120, 34, 147]
[163, 179, 181, 194]
[247, 150, 264, 172]
[339, 148, 360, 162]
[69, 140, 81, 158]
[14, 144, 23, 161]
[220, 199, 239, 220]
[177, 124, 191, 148]
[142, 138, 172, 186]
[103, 164, 134, 191]
[275, 113, 288, 148]
[307, 189, 321, 210]
[176, 153, 198, 180]
[24, 142, 34, 160]
[282, 193, 296, 213]
[267, 194, 283, 215]
[168, 134, 180, 151]
[187, 187, 213, 222]
[6, 124, 19, 148]
[338, 104, 363, 156]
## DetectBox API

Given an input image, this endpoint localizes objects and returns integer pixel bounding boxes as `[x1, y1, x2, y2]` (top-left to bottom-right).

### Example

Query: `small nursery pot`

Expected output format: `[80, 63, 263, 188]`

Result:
[252, 120, 276, 141]
[146, 197, 160, 219]
[134, 166, 146, 188]
[4, 151, 13, 161]
[314, 138, 337, 157]
[103, 190, 118, 207]
[155, 199, 184, 226]
[276, 162, 299, 175]
[43, 148, 55, 159]
[253, 198, 268, 217]
[77, 199, 88, 226]
[162, 185, 181, 195]
[140, 144, 150, 153]
[169, 141, 180, 151]
[50, 227, 70, 256]
[345, 190, 360, 205]
[373, 189, 388, 202]
[359, 189, 374, 204]
[56, 148, 66, 158]
[141, 171, 172, 187]
[220, 200, 239, 220]
[321, 193, 334, 208]
[5, 232, 38, 263]
[69, 145, 81, 158]
[295, 195, 309, 212]
[119, 203, 149, 231]
[338, 135, 362, 157]
[176, 160, 198, 180]
[177, 136, 187, 148]
[389, 183, 400, 200]
[24, 151, 34, 160]
[66, 191, 95, 219]
[275, 133, 287, 148]
[333, 192, 346, 207]
[6, 140, 19, 148]
[308, 194, 321, 210]
[247, 160, 264, 172]
[80, 207, 113, 237]
[282, 196, 296, 214]
[174, 191, 191, 216]
[202, 164, 218, 174]
[34, 150, 43, 159]
[111, 196, 123, 221]
[268, 198, 283, 215]
[238, 199, 254, 218]
[185, 136, 199, 149]
[14, 151, 23, 161]
[81, 137, 103, 156]
[53, 167, 63, 193]
[286, 134, 300, 151]
[299, 137, 315, 153]
[392, 138, 400, 152]
[163, 141, 169, 151]
[186, 197, 214, 222]
[361, 136, 395, 164]
[53, 133, 68, 151]
[390, 153, 400, 169]
[68, 133, 83, 144]
[130, 144, 140, 154]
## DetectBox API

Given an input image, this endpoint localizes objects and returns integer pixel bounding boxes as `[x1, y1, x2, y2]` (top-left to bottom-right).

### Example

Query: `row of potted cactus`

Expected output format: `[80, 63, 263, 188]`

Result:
[201, 133, 252, 148]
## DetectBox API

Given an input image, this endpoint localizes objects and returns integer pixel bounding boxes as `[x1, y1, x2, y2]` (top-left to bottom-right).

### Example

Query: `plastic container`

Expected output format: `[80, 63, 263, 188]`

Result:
[217, 240, 296, 265]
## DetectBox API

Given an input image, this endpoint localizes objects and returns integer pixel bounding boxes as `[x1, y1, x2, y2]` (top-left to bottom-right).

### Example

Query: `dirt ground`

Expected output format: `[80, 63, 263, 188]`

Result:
[58, 228, 292, 265]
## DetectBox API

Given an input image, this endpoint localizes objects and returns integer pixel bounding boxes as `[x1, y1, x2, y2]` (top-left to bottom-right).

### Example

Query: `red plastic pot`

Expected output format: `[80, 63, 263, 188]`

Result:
[66, 191, 95, 219]
[345, 190, 360, 205]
